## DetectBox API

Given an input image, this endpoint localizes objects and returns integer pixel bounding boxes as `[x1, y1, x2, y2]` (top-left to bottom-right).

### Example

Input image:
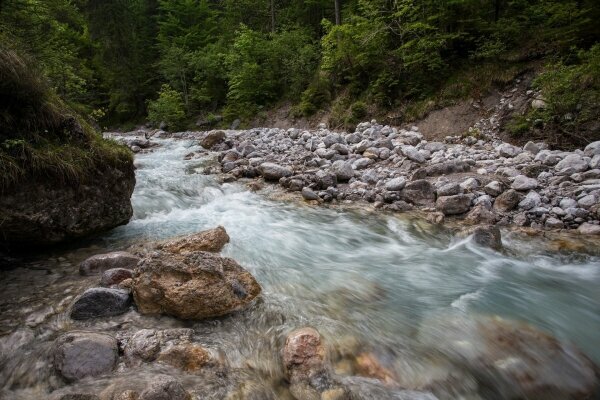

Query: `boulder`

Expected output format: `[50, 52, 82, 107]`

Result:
[401, 180, 436, 206]
[484, 181, 503, 197]
[401, 146, 426, 163]
[518, 191, 541, 211]
[465, 205, 497, 225]
[302, 187, 319, 201]
[470, 225, 502, 251]
[155, 226, 229, 254]
[384, 177, 406, 192]
[578, 223, 600, 235]
[139, 376, 191, 400]
[283, 327, 326, 382]
[437, 183, 461, 197]
[260, 163, 293, 181]
[584, 141, 600, 157]
[331, 161, 355, 182]
[511, 175, 538, 191]
[70, 288, 131, 320]
[53, 332, 118, 382]
[79, 251, 140, 276]
[555, 154, 589, 173]
[496, 143, 522, 158]
[418, 314, 599, 400]
[100, 268, 133, 287]
[132, 251, 261, 319]
[201, 130, 226, 149]
[0, 162, 135, 246]
[436, 195, 472, 215]
[124, 328, 194, 365]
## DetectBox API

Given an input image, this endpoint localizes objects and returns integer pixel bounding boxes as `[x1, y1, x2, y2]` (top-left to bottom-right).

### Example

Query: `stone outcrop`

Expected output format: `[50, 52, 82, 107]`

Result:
[132, 250, 261, 319]
[0, 164, 135, 247]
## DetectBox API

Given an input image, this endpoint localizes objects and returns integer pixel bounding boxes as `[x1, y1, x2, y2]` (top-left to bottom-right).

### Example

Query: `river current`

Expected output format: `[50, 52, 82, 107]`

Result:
[1, 138, 599, 399]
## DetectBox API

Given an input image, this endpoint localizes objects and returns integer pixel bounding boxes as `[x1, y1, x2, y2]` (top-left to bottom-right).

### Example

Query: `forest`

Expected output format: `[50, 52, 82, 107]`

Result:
[1, 0, 599, 135]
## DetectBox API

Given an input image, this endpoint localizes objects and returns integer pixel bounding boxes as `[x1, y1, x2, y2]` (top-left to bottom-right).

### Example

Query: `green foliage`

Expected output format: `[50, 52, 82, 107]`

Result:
[147, 85, 186, 130]
[508, 45, 600, 148]
[299, 75, 332, 116]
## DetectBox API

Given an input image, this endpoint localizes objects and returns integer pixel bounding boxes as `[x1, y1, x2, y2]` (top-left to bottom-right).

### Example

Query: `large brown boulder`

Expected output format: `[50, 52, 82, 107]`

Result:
[132, 251, 261, 319]
[156, 226, 230, 253]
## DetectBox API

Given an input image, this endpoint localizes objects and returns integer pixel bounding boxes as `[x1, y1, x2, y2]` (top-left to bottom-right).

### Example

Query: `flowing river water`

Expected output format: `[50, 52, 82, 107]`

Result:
[1, 138, 599, 399]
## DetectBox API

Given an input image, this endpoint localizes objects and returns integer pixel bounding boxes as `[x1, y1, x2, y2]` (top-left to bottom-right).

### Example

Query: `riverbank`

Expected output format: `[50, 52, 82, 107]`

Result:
[112, 121, 600, 235]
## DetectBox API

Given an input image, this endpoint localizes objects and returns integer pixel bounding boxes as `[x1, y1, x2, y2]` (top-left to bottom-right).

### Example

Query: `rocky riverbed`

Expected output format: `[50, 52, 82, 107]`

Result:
[114, 120, 600, 234]
[2, 136, 599, 400]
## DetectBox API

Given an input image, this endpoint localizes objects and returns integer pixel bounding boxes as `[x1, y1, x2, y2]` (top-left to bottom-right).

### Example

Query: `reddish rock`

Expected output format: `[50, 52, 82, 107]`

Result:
[283, 327, 326, 381]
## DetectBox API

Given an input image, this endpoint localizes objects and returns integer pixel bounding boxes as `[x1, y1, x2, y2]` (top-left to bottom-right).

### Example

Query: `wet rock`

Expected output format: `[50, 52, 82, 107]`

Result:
[470, 225, 502, 250]
[354, 353, 396, 384]
[53, 332, 118, 382]
[124, 329, 194, 365]
[578, 223, 600, 235]
[436, 195, 472, 215]
[418, 314, 599, 400]
[114, 391, 139, 400]
[157, 344, 211, 372]
[79, 251, 140, 276]
[139, 376, 191, 400]
[511, 175, 538, 191]
[302, 187, 320, 201]
[465, 205, 497, 225]
[155, 226, 229, 253]
[53, 394, 101, 400]
[494, 189, 520, 212]
[70, 288, 131, 320]
[283, 327, 326, 382]
[132, 251, 261, 319]
[385, 177, 406, 192]
[260, 163, 293, 181]
[100, 268, 133, 287]
[545, 217, 564, 229]
[401, 180, 436, 206]
[201, 130, 225, 149]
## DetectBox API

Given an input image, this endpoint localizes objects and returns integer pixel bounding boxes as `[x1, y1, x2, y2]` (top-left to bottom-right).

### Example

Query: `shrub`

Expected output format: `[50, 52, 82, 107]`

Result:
[299, 75, 331, 116]
[147, 84, 186, 131]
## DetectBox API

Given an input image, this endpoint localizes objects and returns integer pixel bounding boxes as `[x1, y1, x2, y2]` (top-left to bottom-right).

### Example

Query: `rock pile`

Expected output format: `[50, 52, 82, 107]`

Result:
[179, 123, 600, 232]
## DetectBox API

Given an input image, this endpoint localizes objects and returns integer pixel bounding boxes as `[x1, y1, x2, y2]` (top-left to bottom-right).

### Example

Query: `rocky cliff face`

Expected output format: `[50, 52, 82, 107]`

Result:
[0, 164, 135, 247]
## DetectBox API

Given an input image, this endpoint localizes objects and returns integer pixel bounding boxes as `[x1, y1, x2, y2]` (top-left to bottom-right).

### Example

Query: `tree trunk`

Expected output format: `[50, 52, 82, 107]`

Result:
[334, 0, 341, 25]
[271, 0, 276, 32]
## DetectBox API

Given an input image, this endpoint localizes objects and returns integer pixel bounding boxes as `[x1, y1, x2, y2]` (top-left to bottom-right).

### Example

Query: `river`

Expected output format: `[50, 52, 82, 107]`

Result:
[1, 138, 599, 399]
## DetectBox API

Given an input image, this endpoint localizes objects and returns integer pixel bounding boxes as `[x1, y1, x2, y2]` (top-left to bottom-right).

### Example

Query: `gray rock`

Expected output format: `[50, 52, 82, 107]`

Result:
[139, 376, 191, 400]
[301, 187, 319, 201]
[259, 163, 293, 181]
[323, 133, 343, 148]
[437, 183, 461, 197]
[518, 191, 541, 210]
[401, 180, 436, 206]
[555, 154, 589, 173]
[70, 288, 131, 320]
[460, 177, 479, 191]
[577, 194, 596, 209]
[401, 146, 426, 163]
[496, 143, 521, 158]
[315, 170, 337, 189]
[484, 181, 503, 197]
[79, 251, 140, 276]
[474, 195, 493, 210]
[511, 175, 538, 191]
[100, 268, 133, 287]
[531, 98, 547, 109]
[53, 332, 118, 382]
[590, 155, 600, 169]
[385, 177, 406, 192]
[560, 198, 578, 209]
[361, 170, 379, 185]
[423, 142, 446, 152]
[436, 195, 472, 215]
[331, 160, 354, 182]
[545, 217, 564, 229]
[353, 158, 374, 170]
[584, 141, 600, 157]
[523, 141, 540, 154]
[578, 223, 600, 235]
[230, 119, 241, 130]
